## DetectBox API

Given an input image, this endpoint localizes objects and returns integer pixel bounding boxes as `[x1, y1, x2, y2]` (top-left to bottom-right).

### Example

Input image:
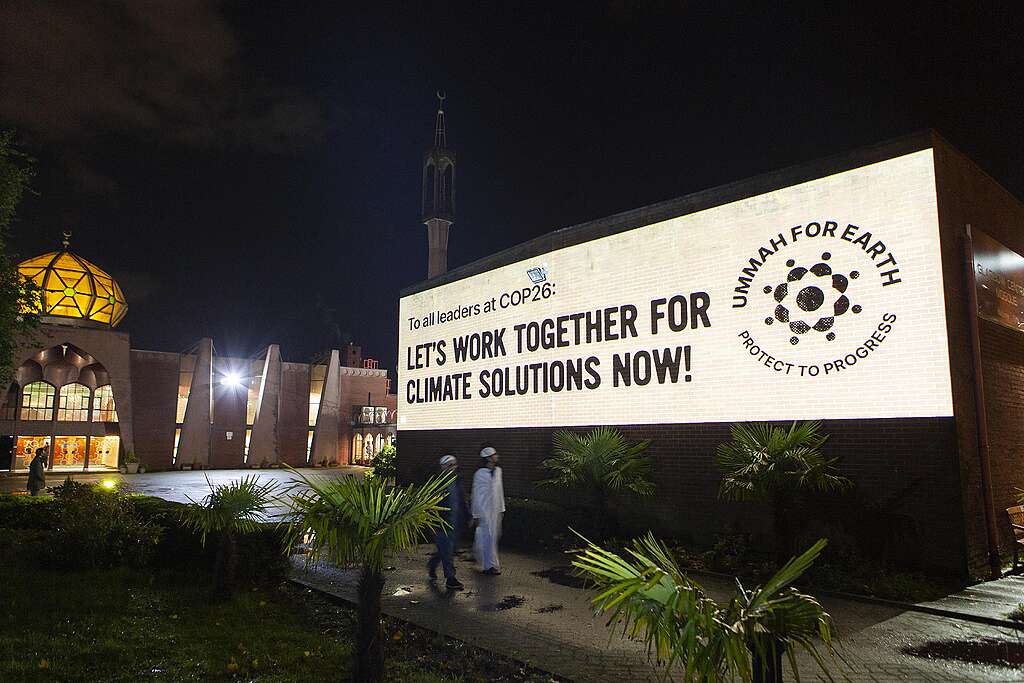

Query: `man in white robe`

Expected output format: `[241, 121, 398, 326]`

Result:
[471, 445, 505, 574]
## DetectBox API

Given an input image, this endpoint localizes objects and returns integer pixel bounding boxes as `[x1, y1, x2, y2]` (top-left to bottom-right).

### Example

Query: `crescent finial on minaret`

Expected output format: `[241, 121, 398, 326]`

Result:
[62, 230, 72, 250]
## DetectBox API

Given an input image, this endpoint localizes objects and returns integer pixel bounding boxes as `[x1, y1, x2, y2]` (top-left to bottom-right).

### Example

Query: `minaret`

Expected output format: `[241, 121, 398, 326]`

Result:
[422, 91, 455, 278]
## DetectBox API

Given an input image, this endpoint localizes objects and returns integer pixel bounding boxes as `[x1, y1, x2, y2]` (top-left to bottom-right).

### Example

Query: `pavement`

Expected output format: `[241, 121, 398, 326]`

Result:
[292, 546, 1024, 683]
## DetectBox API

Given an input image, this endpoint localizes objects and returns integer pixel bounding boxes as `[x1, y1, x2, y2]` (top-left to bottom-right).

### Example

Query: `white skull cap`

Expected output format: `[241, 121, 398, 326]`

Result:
[480, 446, 497, 458]
[439, 455, 456, 466]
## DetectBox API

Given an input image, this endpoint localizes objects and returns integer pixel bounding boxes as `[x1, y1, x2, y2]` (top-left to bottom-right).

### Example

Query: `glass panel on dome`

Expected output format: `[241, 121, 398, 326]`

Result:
[111, 302, 127, 326]
[93, 385, 117, 422]
[57, 383, 91, 421]
[73, 293, 94, 314]
[21, 382, 55, 421]
[92, 307, 112, 324]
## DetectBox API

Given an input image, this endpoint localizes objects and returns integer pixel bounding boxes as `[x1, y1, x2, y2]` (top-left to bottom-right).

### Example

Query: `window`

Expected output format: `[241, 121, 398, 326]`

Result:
[375, 434, 383, 455]
[246, 359, 264, 426]
[57, 383, 91, 421]
[172, 427, 182, 464]
[92, 385, 118, 422]
[176, 355, 196, 423]
[306, 429, 314, 462]
[21, 382, 55, 421]
[243, 428, 252, 463]
[363, 433, 375, 460]
[352, 434, 363, 461]
[309, 364, 326, 426]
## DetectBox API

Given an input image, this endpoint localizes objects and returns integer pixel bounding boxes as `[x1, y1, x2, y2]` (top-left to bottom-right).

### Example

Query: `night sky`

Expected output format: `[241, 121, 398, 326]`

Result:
[1, 2, 1022, 377]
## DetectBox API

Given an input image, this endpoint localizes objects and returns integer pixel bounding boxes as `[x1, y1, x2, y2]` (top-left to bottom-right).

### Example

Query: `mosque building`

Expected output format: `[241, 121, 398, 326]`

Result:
[2, 234, 396, 473]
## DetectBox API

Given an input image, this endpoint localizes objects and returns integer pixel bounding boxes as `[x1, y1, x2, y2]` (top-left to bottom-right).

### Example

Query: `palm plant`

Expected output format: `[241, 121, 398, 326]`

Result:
[180, 474, 279, 597]
[540, 426, 653, 539]
[716, 421, 851, 563]
[573, 534, 837, 682]
[284, 471, 453, 683]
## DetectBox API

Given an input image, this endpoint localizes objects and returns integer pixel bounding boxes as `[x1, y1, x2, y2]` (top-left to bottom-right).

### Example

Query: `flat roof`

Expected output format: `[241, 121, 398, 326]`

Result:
[401, 130, 939, 297]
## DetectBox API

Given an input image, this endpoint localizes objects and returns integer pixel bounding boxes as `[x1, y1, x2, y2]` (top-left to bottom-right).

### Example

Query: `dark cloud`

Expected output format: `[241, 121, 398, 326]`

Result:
[0, 0, 324, 152]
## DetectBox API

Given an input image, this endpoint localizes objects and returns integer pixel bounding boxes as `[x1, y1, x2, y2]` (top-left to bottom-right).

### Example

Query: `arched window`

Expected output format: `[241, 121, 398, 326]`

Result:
[352, 434, 363, 460]
[386, 434, 395, 447]
[21, 382, 55, 421]
[92, 385, 118, 422]
[363, 433, 375, 459]
[375, 434, 383, 455]
[57, 383, 91, 421]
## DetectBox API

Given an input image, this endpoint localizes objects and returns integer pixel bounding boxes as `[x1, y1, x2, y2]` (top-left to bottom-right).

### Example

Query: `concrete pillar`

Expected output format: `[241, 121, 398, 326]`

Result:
[248, 344, 281, 466]
[311, 349, 341, 465]
[178, 337, 213, 467]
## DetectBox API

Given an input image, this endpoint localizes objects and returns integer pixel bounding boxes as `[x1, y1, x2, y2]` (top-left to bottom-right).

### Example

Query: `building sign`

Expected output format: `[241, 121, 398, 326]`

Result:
[398, 149, 954, 430]
[972, 228, 1024, 332]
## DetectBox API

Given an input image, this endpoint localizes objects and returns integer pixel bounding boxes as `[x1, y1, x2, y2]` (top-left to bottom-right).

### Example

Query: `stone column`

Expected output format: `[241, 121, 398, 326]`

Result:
[311, 349, 341, 465]
[248, 344, 282, 466]
[178, 337, 213, 467]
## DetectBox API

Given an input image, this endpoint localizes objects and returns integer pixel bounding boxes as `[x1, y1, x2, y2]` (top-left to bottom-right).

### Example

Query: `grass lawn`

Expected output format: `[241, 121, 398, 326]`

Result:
[0, 493, 560, 683]
[0, 559, 450, 682]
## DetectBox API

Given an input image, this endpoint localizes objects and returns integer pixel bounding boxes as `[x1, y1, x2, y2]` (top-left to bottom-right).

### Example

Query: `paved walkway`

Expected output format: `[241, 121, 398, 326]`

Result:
[292, 546, 1024, 683]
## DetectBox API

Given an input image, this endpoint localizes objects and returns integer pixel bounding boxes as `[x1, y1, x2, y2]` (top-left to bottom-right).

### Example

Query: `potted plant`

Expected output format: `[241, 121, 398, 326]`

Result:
[123, 449, 139, 474]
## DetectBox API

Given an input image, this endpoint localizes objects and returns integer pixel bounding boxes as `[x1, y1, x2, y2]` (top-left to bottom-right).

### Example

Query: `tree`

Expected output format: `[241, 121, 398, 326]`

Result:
[540, 426, 653, 539]
[573, 534, 838, 683]
[180, 474, 279, 597]
[716, 421, 851, 563]
[0, 130, 39, 380]
[284, 471, 452, 683]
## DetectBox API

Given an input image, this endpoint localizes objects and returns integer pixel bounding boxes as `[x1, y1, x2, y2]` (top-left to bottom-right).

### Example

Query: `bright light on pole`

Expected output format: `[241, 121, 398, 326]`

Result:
[221, 371, 243, 388]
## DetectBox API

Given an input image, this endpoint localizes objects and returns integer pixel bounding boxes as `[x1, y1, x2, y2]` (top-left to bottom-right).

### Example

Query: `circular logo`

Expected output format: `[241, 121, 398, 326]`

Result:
[761, 252, 862, 344]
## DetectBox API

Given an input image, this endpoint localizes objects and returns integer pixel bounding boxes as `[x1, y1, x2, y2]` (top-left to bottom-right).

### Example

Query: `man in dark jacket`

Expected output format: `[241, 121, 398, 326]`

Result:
[27, 446, 47, 496]
[427, 454, 467, 590]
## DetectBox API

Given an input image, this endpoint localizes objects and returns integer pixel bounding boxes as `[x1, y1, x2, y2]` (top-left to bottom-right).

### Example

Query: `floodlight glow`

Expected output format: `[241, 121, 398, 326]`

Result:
[101, 479, 116, 490]
[221, 371, 243, 388]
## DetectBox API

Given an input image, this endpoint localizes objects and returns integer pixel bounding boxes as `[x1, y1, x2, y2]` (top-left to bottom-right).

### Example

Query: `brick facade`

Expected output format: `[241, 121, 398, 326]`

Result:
[129, 350, 178, 470]
[398, 132, 1024, 578]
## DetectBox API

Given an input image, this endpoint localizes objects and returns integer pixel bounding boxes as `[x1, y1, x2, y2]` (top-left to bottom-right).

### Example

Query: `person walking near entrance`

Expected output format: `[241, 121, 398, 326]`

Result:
[471, 445, 505, 575]
[427, 454, 467, 590]
[27, 447, 47, 496]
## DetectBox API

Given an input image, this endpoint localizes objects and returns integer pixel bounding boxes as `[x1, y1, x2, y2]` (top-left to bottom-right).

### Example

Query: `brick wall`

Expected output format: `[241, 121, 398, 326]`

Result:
[280, 362, 311, 466]
[211, 379, 246, 468]
[129, 350, 178, 470]
[934, 138, 1024, 576]
[399, 417, 962, 572]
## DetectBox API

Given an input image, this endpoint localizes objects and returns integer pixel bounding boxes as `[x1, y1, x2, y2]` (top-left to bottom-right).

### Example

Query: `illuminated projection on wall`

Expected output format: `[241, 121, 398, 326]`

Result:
[398, 150, 954, 430]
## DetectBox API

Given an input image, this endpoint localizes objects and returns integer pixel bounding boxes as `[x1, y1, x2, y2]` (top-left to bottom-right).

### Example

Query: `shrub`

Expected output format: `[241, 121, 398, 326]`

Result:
[0, 494, 58, 529]
[368, 444, 397, 481]
[540, 427, 653, 540]
[48, 479, 162, 569]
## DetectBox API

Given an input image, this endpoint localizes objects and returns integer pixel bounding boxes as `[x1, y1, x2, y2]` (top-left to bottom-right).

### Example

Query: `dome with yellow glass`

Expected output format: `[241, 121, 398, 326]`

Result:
[17, 236, 127, 327]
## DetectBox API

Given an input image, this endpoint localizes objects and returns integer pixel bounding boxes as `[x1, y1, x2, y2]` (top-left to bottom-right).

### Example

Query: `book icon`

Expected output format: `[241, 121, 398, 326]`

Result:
[527, 267, 547, 284]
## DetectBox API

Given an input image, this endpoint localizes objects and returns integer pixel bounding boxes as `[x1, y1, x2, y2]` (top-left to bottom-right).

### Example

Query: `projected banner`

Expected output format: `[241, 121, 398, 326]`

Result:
[398, 149, 954, 430]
